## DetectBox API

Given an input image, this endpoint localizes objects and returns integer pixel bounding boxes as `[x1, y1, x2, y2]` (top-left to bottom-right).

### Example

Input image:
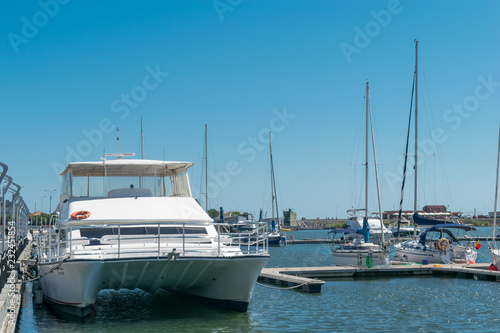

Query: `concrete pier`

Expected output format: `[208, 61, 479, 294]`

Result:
[259, 269, 324, 292]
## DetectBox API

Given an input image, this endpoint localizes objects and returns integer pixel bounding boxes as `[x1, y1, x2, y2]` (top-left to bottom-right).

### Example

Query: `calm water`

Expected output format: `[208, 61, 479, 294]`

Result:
[16, 229, 500, 332]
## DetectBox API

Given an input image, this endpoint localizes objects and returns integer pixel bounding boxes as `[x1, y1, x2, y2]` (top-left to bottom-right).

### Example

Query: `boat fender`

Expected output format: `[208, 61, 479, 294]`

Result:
[71, 210, 91, 220]
[437, 238, 449, 250]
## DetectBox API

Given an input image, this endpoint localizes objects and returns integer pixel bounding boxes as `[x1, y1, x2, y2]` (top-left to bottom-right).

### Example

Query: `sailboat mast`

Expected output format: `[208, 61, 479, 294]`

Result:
[493, 124, 500, 242]
[269, 132, 275, 221]
[141, 118, 144, 159]
[414, 39, 419, 213]
[365, 82, 369, 216]
[205, 124, 208, 212]
[367, 83, 385, 245]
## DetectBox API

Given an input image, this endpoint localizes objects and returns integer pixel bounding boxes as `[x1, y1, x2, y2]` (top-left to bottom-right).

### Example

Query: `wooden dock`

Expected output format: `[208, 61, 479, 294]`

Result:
[258, 263, 500, 292]
[259, 269, 324, 292]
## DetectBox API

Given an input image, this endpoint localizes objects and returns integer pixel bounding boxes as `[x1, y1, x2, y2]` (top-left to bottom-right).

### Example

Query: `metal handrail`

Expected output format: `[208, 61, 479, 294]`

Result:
[36, 222, 268, 263]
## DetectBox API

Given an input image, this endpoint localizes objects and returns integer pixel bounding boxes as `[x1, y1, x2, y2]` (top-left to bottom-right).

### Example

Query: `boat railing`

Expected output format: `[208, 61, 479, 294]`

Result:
[35, 222, 268, 263]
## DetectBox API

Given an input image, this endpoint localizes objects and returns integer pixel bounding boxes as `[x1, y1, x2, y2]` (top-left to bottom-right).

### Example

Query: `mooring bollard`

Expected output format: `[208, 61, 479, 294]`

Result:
[35, 288, 44, 305]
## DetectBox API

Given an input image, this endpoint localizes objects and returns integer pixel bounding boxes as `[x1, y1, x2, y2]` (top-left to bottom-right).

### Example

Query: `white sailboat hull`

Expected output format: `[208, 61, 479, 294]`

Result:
[39, 255, 269, 315]
[332, 249, 387, 267]
[394, 242, 476, 264]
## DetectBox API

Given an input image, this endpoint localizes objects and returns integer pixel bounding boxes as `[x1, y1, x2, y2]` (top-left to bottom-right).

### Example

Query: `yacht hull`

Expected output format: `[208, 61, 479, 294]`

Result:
[38, 255, 269, 316]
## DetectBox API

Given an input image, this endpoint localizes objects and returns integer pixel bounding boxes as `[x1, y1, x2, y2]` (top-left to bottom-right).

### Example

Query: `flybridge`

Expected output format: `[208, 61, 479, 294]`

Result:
[58, 158, 194, 201]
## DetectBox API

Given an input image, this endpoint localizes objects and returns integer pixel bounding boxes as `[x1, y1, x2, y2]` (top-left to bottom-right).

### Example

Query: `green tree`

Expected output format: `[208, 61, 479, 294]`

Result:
[231, 211, 240, 217]
[207, 209, 219, 218]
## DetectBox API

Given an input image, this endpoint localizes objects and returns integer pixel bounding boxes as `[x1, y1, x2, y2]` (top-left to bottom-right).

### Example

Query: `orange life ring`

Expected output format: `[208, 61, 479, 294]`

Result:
[71, 210, 91, 220]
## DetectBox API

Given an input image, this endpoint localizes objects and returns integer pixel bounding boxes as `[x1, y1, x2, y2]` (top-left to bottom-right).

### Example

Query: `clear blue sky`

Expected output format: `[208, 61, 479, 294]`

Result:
[1, 0, 499, 219]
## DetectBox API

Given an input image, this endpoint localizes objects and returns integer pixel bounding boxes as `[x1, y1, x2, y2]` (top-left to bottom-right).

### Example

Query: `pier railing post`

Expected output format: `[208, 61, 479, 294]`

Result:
[1, 175, 12, 253]
[69, 226, 72, 258]
[182, 223, 185, 256]
[118, 224, 121, 258]
[157, 223, 160, 258]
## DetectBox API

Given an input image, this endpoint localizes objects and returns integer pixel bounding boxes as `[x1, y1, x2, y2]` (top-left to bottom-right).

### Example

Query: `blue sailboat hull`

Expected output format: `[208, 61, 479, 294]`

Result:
[268, 234, 286, 247]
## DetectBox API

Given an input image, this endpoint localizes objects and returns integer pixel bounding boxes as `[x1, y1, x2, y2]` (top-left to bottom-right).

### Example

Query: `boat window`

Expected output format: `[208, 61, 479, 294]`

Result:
[61, 173, 71, 197]
[169, 170, 191, 197]
[70, 172, 191, 198]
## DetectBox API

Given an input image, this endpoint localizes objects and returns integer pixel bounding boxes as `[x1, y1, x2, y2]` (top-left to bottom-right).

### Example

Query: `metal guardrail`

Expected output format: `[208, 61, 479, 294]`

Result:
[36, 222, 269, 263]
[0, 237, 28, 290]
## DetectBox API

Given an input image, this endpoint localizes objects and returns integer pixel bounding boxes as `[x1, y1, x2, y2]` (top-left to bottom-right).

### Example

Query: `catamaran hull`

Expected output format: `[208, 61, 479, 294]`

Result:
[332, 250, 387, 267]
[38, 255, 269, 316]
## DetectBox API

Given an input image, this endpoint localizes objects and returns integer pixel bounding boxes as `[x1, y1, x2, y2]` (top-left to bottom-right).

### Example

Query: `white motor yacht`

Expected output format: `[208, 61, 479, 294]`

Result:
[36, 156, 269, 317]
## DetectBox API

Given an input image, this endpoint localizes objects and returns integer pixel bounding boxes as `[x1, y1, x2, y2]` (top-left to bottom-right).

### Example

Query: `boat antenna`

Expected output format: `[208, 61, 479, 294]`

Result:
[117, 127, 120, 154]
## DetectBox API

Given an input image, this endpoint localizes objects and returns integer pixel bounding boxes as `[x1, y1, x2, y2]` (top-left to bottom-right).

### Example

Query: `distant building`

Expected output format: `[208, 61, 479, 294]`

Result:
[283, 209, 297, 227]
[382, 210, 414, 220]
[212, 211, 251, 223]
[489, 212, 500, 218]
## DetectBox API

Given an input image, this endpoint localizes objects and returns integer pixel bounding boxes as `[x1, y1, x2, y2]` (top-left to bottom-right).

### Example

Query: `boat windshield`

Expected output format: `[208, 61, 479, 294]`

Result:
[62, 171, 192, 198]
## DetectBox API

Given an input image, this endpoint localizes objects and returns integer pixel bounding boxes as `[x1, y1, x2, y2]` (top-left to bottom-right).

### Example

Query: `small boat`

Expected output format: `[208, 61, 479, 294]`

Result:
[264, 133, 286, 247]
[36, 154, 270, 318]
[329, 218, 388, 267]
[490, 124, 500, 269]
[347, 209, 392, 245]
[394, 223, 477, 264]
[391, 219, 419, 238]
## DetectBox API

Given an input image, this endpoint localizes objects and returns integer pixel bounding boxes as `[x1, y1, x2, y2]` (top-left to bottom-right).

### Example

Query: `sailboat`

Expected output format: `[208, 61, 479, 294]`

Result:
[399, 40, 456, 227]
[328, 82, 388, 267]
[266, 132, 286, 247]
[490, 124, 500, 269]
[394, 40, 477, 263]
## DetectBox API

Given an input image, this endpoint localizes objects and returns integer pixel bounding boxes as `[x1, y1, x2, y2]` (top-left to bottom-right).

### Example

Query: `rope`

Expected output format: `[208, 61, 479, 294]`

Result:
[21, 257, 68, 283]
[256, 280, 312, 290]
[474, 251, 493, 262]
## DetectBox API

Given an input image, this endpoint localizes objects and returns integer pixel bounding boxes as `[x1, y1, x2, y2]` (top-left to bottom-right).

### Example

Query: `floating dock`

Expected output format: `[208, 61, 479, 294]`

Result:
[258, 263, 500, 292]
[286, 236, 495, 245]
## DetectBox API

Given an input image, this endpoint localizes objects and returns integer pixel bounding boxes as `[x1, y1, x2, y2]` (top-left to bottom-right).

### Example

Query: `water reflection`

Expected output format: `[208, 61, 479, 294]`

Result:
[20, 283, 253, 333]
